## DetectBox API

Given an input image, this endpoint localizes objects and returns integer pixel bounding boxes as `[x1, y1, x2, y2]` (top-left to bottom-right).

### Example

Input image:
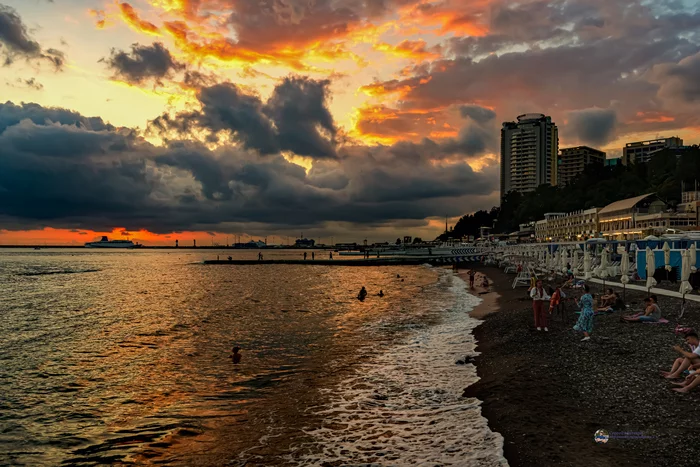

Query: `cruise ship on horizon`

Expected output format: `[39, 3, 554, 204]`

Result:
[85, 236, 141, 248]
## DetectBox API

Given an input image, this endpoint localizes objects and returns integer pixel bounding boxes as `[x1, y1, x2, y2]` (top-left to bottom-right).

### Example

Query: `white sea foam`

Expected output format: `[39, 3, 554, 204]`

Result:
[289, 272, 508, 466]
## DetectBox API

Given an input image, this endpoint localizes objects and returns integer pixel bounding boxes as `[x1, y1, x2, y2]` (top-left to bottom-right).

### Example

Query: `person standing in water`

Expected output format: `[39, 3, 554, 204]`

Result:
[312, 251, 315, 260]
[303, 252, 307, 260]
[230, 346, 242, 364]
[468, 270, 475, 288]
[574, 285, 595, 341]
[329, 251, 333, 260]
[358, 286, 367, 301]
[530, 279, 550, 332]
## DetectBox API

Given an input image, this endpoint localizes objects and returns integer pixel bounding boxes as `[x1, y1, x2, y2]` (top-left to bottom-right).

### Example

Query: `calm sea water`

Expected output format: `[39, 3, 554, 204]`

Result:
[0, 249, 506, 466]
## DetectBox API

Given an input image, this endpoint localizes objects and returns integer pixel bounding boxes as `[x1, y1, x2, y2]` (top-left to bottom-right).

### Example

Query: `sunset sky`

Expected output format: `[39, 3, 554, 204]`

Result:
[1, 0, 700, 245]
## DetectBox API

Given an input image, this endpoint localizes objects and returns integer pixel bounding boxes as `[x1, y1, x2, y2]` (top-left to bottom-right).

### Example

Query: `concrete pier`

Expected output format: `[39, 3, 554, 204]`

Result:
[202, 257, 473, 266]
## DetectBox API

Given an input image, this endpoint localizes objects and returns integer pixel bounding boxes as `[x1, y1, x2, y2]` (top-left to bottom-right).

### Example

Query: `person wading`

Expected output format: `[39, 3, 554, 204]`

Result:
[530, 279, 551, 332]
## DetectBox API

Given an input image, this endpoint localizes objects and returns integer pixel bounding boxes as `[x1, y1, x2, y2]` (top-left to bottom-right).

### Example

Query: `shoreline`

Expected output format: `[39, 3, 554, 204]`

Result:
[462, 265, 700, 467]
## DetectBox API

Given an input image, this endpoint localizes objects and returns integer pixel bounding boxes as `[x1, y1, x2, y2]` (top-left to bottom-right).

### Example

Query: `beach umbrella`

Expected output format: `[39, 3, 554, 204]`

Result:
[663, 242, 672, 272]
[599, 247, 609, 279]
[690, 243, 697, 273]
[680, 249, 693, 296]
[561, 248, 568, 274]
[584, 249, 592, 280]
[620, 250, 630, 301]
[646, 247, 657, 292]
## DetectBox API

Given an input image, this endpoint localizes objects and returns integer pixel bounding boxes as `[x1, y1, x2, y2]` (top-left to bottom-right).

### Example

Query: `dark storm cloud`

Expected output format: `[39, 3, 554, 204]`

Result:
[0, 101, 497, 233]
[153, 77, 339, 159]
[566, 108, 618, 146]
[103, 42, 184, 86]
[459, 105, 496, 124]
[263, 77, 337, 159]
[0, 4, 65, 69]
[377, 0, 700, 140]
[0, 101, 114, 133]
[651, 51, 700, 103]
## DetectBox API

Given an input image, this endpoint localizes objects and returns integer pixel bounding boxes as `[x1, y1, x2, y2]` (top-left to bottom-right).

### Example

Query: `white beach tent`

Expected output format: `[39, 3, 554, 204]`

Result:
[561, 248, 568, 274]
[646, 247, 657, 291]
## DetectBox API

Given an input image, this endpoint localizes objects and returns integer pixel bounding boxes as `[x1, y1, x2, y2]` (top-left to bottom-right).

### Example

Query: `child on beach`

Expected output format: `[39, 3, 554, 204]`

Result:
[573, 285, 595, 341]
[530, 279, 550, 332]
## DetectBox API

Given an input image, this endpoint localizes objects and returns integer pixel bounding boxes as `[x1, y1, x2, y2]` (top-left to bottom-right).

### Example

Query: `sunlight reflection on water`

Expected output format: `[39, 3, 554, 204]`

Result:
[1, 249, 458, 465]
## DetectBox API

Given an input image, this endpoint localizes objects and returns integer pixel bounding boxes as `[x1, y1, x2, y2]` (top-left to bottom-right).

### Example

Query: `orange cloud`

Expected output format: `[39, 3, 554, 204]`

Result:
[633, 111, 675, 123]
[119, 2, 161, 36]
[396, 0, 490, 37]
[373, 39, 442, 61]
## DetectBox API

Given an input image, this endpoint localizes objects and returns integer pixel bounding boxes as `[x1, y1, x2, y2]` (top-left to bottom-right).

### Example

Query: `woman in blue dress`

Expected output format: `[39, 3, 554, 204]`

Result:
[574, 284, 595, 342]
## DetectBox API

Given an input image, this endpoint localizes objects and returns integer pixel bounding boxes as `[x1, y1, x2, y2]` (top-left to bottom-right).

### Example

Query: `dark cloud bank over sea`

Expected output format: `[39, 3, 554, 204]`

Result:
[0, 76, 498, 236]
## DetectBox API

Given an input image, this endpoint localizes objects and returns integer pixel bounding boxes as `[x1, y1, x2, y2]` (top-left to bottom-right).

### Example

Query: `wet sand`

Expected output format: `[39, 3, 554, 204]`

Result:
[462, 265, 700, 467]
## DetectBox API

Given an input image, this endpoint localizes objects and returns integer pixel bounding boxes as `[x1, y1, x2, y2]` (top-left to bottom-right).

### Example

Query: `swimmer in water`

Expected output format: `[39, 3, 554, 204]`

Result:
[358, 286, 368, 301]
[230, 346, 241, 364]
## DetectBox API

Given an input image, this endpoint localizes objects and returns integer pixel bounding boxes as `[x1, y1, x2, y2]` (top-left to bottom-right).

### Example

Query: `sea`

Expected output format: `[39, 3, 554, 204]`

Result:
[0, 249, 507, 466]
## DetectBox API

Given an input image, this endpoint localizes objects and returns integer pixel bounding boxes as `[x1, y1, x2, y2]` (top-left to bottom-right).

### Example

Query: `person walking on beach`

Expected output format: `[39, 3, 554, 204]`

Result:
[329, 251, 333, 260]
[312, 251, 315, 260]
[304, 252, 307, 260]
[530, 279, 550, 332]
[574, 285, 595, 341]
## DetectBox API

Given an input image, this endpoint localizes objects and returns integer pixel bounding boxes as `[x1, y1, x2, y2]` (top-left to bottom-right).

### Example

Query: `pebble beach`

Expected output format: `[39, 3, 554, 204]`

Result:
[463, 266, 700, 467]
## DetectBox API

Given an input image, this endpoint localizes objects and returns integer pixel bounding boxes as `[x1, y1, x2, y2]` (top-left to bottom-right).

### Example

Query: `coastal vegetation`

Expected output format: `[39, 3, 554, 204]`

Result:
[441, 146, 700, 239]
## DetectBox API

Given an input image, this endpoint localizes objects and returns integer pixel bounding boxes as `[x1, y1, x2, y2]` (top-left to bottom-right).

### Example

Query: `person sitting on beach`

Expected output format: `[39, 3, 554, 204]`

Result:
[378, 290, 385, 297]
[623, 295, 661, 322]
[230, 346, 242, 364]
[530, 279, 551, 332]
[662, 331, 700, 379]
[481, 276, 489, 288]
[670, 364, 700, 393]
[599, 289, 616, 308]
[573, 285, 595, 341]
[358, 286, 368, 301]
[597, 291, 624, 313]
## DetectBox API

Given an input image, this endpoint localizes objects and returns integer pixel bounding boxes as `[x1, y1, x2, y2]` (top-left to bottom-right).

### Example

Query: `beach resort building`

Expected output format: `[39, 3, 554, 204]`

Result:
[597, 193, 698, 239]
[534, 209, 600, 241]
[557, 146, 606, 186]
[622, 137, 683, 165]
[500, 114, 559, 201]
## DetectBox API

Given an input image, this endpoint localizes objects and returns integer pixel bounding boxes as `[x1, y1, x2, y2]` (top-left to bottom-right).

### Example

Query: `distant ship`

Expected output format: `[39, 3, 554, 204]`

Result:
[85, 236, 141, 248]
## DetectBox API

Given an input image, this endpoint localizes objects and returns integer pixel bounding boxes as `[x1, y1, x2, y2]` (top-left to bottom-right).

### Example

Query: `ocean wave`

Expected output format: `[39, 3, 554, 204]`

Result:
[287, 273, 508, 466]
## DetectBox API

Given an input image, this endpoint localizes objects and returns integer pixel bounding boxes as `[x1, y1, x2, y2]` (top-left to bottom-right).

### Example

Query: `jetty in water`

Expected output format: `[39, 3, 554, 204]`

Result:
[203, 257, 477, 266]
